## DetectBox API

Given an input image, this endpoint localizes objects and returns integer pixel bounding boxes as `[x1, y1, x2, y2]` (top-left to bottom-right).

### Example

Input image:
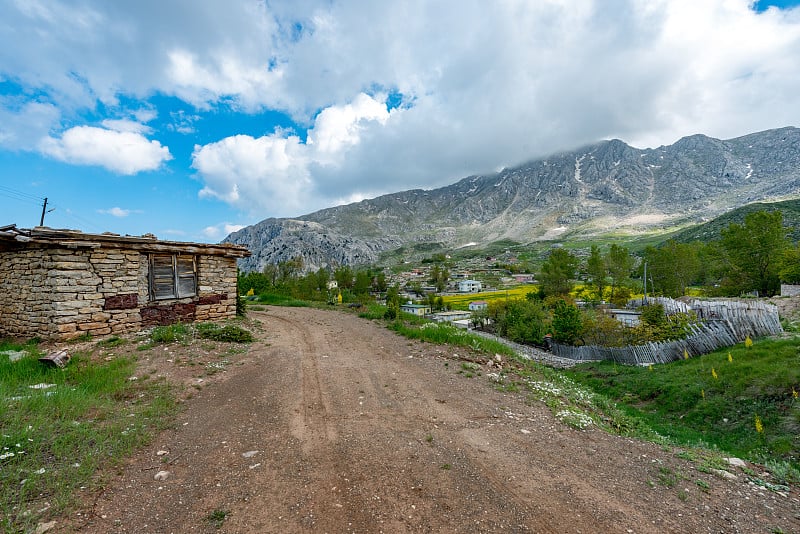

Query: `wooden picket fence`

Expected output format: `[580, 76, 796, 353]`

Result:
[550, 298, 782, 366]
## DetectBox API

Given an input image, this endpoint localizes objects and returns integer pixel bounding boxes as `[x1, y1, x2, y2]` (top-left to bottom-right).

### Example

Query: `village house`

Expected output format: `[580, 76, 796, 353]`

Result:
[0, 225, 250, 341]
[608, 308, 641, 327]
[458, 279, 482, 293]
[399, 302, 431, 316]
[468, 300, 488, 311]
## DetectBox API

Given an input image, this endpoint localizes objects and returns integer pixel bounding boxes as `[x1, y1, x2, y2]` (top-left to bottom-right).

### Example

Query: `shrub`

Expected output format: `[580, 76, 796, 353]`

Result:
[195, 323, 254, 343]
[151, 323, 189, 343]
[552, 300, 582, 345]
[640, 303, 666, 327]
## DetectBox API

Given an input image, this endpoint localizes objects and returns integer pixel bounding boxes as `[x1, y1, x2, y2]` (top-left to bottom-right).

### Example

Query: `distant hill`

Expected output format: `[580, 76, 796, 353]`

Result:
[669, 199, 800, 244]
[225, 127, 800, 272]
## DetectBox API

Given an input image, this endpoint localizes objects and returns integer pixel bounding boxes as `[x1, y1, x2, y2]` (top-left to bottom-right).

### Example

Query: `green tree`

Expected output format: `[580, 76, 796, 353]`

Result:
[643, 241, 701, 298]
[586, 245, 607, 301]
[315, 268, 330, 292]
[354, 270, 371, 296]
[551, 300, 582, 345]
[720, 210, 789, 296]
[262, 264, 279, 286]
[539, 248, 578, 297]
[429, 264, 450, 292]
[384, 284, 401, 319]
[779, 243, 800, 284]
[334, 266, 354, 290]
[605, 244, 633, 302]
[278, 256, 304, 282]
[488, 299, 550, 344]
[374, 271, 388, 292]
[426, 292, 437, 309]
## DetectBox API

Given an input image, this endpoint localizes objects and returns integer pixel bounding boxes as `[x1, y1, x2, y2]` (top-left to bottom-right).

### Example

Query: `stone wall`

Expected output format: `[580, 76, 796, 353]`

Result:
[0, 246, 53, 338]
[0, 245, 240, 341]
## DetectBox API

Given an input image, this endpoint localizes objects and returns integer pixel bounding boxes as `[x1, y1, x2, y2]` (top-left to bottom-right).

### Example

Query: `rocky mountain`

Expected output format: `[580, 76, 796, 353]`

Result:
[225, 127, 800, 272]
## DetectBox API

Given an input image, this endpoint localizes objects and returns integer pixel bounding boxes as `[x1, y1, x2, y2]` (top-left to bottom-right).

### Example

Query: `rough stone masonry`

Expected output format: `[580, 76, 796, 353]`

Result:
[0, 226, 249, 341]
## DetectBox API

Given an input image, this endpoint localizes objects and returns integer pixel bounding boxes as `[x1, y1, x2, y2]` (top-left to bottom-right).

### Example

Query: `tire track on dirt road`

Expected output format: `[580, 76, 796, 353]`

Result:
[267, 313, 337, 455]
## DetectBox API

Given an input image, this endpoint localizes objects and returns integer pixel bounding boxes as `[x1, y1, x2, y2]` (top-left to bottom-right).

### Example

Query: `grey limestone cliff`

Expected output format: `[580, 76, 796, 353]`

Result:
[225, 127, 800, 272]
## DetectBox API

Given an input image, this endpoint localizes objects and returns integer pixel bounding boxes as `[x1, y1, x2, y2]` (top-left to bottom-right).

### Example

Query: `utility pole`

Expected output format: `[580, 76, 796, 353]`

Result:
[40, 198, 48, 226]
[39, 197, 54, 226]
[643, 261, 648, 305]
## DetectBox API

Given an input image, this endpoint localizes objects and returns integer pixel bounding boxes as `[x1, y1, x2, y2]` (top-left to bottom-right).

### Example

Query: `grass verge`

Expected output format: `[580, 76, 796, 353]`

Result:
[0, 339, 177, 532]
[387, 319, 515, 357]
[0, 319, 255, 532]
[255, 293, 312, 307]
[561, 337, 800, 483]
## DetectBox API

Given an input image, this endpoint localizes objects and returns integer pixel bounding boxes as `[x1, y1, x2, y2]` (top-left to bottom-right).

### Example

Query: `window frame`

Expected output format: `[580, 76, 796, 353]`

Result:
[149, 253, 197, 301]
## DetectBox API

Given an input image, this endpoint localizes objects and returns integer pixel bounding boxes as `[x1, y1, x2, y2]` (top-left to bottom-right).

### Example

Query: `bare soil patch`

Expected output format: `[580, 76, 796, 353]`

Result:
[58, 307, 798, 533]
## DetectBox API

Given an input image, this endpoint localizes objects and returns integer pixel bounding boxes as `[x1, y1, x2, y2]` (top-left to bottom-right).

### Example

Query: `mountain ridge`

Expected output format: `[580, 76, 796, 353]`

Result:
[225, 126, 800, 272]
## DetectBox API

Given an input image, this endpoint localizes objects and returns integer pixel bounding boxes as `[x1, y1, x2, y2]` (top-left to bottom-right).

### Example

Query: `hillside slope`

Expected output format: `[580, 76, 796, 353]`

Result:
[226, 127, 800, 272]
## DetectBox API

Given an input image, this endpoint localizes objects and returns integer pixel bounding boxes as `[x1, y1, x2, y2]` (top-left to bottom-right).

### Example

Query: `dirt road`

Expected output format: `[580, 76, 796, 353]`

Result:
[75, 307, 799, 533]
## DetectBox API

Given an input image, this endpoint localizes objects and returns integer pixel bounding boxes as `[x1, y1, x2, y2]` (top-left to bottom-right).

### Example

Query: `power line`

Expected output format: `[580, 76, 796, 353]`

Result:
[0, 185, 104, 232]
[0, 185, 44, 206]
[47, 201, 104, 233]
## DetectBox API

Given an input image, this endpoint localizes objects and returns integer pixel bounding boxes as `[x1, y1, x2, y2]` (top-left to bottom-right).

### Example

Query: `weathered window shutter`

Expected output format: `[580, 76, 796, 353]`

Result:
[151, 255, 176, 300]
[150, 254, 197, 300]
[176, 256, 196, 298]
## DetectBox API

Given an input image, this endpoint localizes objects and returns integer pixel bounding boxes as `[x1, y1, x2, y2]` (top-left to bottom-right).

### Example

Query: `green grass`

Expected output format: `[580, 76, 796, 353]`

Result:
[387, 320, 515, 357]
[151, 323, 190, 343]
[0, 340, 177, 532]
[562, 337, 800, 480]
[205, 508, 230, 529]
[357, 303, 390, 320]
[151, 322, 254, 344]
[255, 292, 312, 307]
[194, 323, 254, 343]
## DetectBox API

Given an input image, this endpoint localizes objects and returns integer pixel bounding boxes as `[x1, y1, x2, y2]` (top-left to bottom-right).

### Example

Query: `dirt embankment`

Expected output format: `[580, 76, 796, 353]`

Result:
[66, 307, 798, 533]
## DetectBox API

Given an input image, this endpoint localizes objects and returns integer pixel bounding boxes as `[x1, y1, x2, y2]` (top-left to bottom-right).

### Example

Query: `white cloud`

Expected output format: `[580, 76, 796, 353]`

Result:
[189, 1, 800, 217]
[0, 101, 61, 150]
[192, 93, 394, 216]
[39, 126, 172, 174]
[3, 0, 800, 220]
[201, 222, 246, 240]
[168, 110, 200, 134]
[307, 93, 390, 158]
[98, 207, 135, 217]
[100, 119, 152, 134]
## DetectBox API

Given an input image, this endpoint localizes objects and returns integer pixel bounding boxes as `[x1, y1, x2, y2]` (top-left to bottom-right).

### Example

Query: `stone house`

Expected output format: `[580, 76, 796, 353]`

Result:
[0, 225, 250, 341]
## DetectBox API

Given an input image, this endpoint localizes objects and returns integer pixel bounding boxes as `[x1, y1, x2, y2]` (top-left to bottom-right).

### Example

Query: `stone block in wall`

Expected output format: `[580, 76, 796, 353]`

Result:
[77, 321, 110, 331]
[91, 312, 112, 322]
[198, 293, 225, 305]
[54, 300, 94, 310]
[141, 302, 197, 326]
[104, 293, 138, 310]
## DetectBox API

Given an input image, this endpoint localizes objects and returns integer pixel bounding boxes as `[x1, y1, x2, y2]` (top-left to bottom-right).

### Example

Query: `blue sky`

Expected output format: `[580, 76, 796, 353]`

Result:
[1, 1, 800, 243]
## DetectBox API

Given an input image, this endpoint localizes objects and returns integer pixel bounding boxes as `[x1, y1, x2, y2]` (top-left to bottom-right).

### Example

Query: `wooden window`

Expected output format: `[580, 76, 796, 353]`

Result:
[150, 254, 197, 300]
